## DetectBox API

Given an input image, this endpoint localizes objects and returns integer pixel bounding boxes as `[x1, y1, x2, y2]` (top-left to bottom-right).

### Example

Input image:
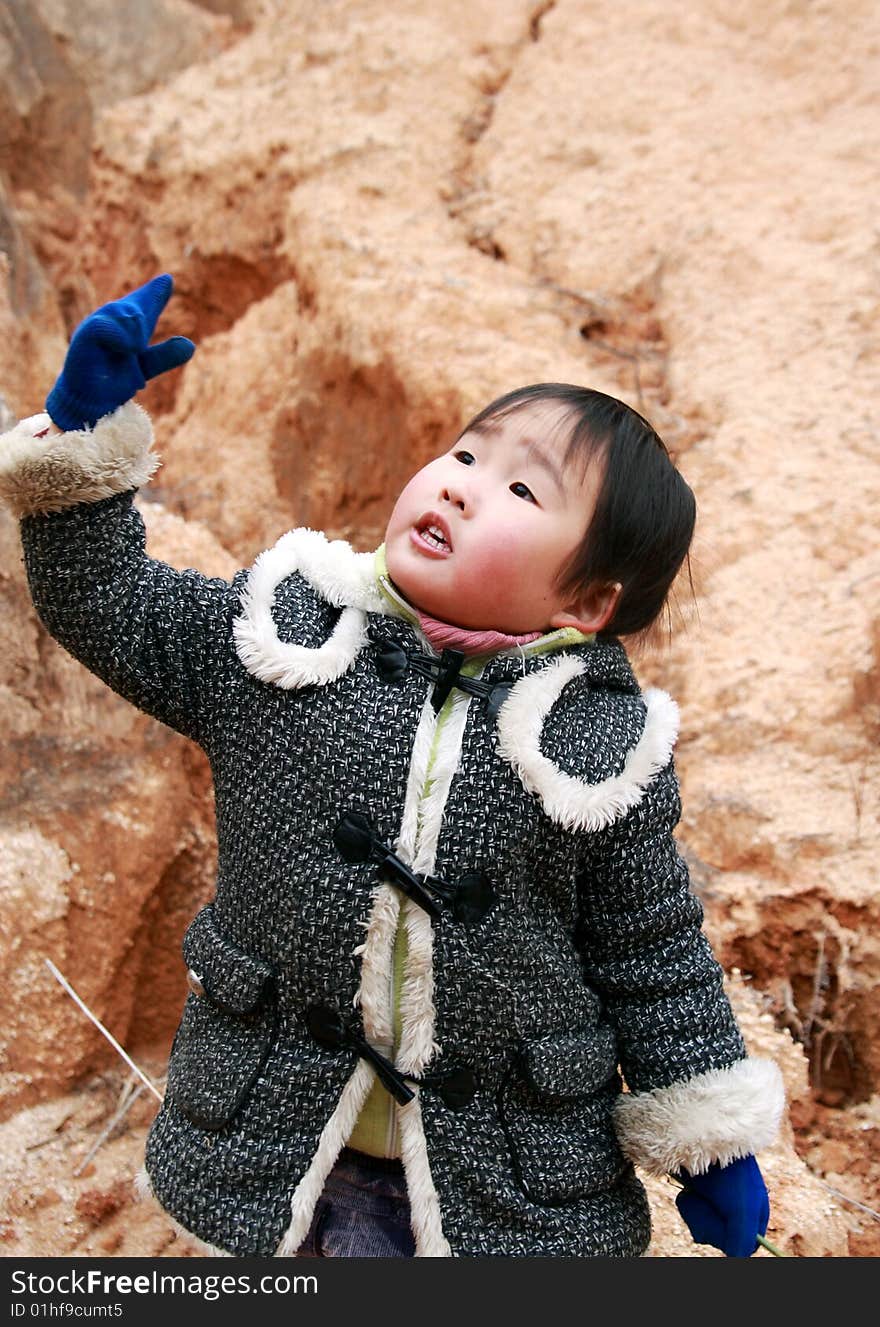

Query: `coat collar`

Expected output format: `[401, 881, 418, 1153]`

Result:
[232, 527, 382, 689]
[245, 526, 384, 614]
[232, 527, 677, 833]
[232, 527, 623, 689]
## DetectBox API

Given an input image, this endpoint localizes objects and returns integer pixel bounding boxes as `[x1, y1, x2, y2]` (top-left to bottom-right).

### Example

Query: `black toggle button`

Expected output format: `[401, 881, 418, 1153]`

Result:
[305, 1004, 415, 1106]
[451, 872, 496, 926]
[305, 1003, 346, 1049]
[333, 812, 444, 920]
[368, 625, 512, 719]
[332, 811, 375, 865]
[333, 813, 496, 924]
[483, 681, 513, 720]
[429, 648, 466, 712]
[417, 1065, 477, 1111]
[304, 1005, 477, 1111]
[372, 638, 410, 684]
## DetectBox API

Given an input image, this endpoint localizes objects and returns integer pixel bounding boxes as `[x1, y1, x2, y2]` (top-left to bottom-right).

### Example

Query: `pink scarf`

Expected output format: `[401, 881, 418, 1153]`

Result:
[414, 609, 542, 657]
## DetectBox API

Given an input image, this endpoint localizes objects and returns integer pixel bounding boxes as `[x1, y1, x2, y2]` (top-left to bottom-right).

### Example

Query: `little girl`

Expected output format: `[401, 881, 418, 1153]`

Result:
[1, 276, 784, 1259]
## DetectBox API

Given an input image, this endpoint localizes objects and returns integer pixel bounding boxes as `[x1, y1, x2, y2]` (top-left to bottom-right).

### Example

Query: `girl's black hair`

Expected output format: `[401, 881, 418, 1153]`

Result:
[457, 383, 696, 639]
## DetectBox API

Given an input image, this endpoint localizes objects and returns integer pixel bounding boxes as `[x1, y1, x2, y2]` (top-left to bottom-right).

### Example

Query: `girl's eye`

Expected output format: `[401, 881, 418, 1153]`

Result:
[511, 481, 537, 503]
[454, 450, 475, 465]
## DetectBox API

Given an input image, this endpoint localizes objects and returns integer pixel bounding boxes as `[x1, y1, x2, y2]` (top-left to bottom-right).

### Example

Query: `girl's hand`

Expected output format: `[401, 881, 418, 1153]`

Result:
[46, 274, 195, 432]
[674, 1154, 770, 1257]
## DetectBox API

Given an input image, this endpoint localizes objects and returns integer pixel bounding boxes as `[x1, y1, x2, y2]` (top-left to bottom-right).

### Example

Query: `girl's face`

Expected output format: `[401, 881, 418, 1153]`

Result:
[383, 402, 608, 634]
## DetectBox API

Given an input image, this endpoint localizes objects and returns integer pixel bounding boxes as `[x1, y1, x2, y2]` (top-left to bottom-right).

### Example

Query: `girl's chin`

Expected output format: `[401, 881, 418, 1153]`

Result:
[388, 573, 459, 623]
[393, 583, 495, 629]
[387, 549, 451, 602]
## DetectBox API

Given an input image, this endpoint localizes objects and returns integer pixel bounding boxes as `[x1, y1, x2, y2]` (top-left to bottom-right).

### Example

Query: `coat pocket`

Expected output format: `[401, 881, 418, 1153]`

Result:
[498, 1025, 627, 1205]
[165, 905, 277, 1131]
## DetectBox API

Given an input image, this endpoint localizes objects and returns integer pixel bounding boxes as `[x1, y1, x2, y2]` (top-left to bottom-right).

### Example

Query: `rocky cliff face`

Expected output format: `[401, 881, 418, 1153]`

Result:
[0, 0, 877, 1257]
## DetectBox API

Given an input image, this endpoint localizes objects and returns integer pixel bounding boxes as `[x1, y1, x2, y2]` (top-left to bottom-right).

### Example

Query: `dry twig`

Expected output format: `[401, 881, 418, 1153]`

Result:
[73, 1078, 147, 1177]
[44, 958, 164, 1104]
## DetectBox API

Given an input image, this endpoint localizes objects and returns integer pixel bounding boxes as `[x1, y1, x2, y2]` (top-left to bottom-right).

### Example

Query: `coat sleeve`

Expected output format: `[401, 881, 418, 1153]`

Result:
[574, 757, 785, 1176]
[2, 403, 239, 748]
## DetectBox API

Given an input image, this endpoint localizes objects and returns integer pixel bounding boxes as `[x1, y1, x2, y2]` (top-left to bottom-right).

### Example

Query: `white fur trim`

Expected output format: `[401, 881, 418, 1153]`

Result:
[275, 1060, 376, 1256]
[232, 528, 385, 687]
[391, 693, 440, 1075]
[396, 897, 438, 1076]
[397, 685, 473, 1074]
[294, 529, 383, 611]
[387, 685, 475, 1255]
[0, 403, 158, 518]
[396, 693, 440, 862]
[133, 1163, 154, 1204]
[409, 687, 473, 875]
[352, 882, 400, 1044]
[495, 654, 680, 831]
[614, 1058, 787, 1176]
[397, 1094, 453, 1256]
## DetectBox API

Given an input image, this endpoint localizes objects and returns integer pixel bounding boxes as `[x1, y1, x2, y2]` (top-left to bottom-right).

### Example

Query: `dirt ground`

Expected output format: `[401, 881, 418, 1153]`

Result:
[1, 985, 876, 1259]
[1, 0, 878, 1258]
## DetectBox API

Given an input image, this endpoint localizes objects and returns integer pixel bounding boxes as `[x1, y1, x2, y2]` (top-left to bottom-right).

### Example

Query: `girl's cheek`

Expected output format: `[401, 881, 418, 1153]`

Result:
[388, 479, 416, 524]
[462, 551, 527, 617]
[463, 535, 503, 583]
[477, 524, 532, 577]
[390, 467, 438, 528]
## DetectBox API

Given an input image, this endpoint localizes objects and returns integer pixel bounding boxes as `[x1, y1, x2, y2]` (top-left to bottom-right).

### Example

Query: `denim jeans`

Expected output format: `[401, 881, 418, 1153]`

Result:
[294, 1147, 415, 1257]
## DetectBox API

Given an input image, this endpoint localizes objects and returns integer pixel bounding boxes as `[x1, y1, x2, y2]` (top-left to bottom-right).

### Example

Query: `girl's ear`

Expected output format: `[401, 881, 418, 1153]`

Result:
[548, 581, 622, 636]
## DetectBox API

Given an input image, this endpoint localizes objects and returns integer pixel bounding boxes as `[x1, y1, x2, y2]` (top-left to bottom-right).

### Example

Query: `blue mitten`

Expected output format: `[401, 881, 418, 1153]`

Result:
[675, 1154, 770, 1257]
[46, 273, 194, 431]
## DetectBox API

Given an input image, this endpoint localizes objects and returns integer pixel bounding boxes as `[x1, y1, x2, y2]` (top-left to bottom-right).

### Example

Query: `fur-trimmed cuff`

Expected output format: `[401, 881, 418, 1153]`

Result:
[613, 1058, 786, 1176]
[0, 401, 158, 518]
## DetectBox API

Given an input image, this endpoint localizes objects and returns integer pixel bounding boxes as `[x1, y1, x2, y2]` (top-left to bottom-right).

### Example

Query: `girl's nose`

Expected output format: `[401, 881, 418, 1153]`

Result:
[441, 470, 477, 510]
[441, 484, 466, 510]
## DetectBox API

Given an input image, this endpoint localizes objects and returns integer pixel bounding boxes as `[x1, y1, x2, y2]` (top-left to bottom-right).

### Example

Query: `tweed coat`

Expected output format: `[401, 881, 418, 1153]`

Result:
[1, 403, 785, 1258]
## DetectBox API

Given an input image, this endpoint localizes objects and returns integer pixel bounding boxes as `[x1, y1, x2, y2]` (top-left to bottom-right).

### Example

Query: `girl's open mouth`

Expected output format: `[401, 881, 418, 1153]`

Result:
[411, 514, 453, 557]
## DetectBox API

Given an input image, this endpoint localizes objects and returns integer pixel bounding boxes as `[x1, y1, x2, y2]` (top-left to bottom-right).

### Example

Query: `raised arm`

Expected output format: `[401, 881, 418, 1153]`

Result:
[0, 276, 237, 747]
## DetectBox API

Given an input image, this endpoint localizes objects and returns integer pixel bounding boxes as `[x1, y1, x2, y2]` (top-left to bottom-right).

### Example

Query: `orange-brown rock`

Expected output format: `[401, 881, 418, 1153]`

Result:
[0, 0, 234, 414]
[0, 0, 877, 1257]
